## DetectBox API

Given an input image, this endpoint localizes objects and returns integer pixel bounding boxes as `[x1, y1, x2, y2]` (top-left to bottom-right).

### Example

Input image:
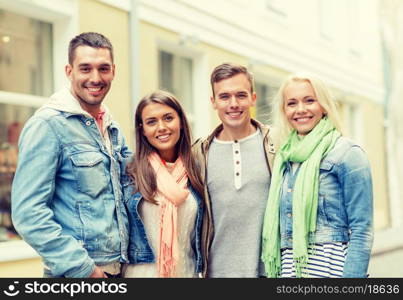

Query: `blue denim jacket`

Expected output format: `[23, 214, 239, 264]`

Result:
[123, 175, 204, 275]
[279, 136, 373, 278]
[11, 89, 131, 278]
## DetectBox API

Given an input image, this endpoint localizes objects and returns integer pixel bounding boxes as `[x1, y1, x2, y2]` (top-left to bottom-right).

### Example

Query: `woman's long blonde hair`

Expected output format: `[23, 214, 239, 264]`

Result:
[271, 73, 343, 145]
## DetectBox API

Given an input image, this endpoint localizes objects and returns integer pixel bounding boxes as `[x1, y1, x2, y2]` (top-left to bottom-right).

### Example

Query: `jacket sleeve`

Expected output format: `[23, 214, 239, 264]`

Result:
[11, 116, 95, 277]
[118, 130, 133, 192]
[339, 145, 374, 278]
[120, 130, 132, 159]
[191, 138, 206, 183]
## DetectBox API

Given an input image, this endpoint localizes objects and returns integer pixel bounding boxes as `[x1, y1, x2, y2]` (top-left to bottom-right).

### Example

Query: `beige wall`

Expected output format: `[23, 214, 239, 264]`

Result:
[78, 0, 133, 147]
[0, 258, 42, 278]
[138, 21, 170, 97]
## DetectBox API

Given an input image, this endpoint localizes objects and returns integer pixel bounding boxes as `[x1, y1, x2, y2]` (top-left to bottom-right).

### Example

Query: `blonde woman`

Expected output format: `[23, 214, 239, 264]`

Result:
[262, 74, 373, 278]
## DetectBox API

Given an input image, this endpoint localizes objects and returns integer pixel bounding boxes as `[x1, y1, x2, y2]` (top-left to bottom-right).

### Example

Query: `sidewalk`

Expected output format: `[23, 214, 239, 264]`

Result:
[368, 247, 403, 277]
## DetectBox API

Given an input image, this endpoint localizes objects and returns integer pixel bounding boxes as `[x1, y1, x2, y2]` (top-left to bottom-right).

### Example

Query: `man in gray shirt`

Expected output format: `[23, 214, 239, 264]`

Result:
[193, 63, 276, 277]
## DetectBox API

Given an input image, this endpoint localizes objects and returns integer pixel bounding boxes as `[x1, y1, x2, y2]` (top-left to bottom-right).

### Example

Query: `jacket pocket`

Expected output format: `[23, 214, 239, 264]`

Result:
[70, 151, 108, 198]
[75, 201, 120, 253]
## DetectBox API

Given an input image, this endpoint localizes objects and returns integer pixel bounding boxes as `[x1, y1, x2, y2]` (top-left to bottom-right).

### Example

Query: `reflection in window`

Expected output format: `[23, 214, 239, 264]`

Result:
[0, 103, 35, 242]
[0, 9, 53, 96]
[159, 50, 194, 126]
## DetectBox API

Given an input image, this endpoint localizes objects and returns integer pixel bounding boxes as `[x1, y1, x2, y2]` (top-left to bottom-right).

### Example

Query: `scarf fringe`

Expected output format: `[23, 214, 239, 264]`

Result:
[294, 255, 309, 278]
[158, 244, 177, 278]
[262, 256, 281, 278]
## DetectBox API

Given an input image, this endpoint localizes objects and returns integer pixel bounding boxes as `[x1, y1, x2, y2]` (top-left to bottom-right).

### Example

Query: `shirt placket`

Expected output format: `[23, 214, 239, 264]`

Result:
[233, 140, 242, 190]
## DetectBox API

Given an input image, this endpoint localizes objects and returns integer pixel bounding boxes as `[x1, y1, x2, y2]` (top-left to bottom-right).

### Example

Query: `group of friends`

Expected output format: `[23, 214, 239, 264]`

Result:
[11, 32, 374, 278]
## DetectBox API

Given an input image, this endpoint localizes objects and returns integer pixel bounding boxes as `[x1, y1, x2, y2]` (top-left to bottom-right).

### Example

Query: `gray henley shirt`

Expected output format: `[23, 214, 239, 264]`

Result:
[207, 129, 271, 277]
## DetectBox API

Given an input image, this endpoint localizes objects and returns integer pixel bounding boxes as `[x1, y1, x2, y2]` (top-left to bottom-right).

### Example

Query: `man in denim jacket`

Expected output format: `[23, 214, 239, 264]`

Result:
[11, 32, 131, 278]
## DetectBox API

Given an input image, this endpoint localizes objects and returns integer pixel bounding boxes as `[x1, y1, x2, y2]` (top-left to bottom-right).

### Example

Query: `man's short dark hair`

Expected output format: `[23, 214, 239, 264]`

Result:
[68, 32, 113, 65]
[210, 63, 254, 97]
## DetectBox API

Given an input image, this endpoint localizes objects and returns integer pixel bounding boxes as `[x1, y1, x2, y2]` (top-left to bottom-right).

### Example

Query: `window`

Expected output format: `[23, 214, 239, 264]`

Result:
[159, 50, 194, 126]
[0, 104, 36, 242]
[0, 9, 53, 243]
[255, 82, 271, 124]
[346, 102, 364, 146]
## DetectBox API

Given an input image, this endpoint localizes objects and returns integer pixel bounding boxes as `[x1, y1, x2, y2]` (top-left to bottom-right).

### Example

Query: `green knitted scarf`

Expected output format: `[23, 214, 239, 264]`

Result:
[261, 117, 340, 277]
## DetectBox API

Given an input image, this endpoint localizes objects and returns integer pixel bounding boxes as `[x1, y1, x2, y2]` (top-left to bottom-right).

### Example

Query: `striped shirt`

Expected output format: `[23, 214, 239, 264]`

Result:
[280, 243, 347, 278]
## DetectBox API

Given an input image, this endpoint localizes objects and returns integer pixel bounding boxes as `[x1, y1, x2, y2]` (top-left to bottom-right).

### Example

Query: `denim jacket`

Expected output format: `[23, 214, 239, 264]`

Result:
[123, 175, 204, 276]
[11, 88, 131, 278]
[279, 136, 373, 277]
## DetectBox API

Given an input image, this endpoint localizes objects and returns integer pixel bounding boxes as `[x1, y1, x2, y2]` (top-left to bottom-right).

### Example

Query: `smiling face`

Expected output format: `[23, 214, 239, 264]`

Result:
[65, 45, 115, 115]
[211, 73, 256, 133]
[141, 103, 181, 162]
[283, 80, 325, 136]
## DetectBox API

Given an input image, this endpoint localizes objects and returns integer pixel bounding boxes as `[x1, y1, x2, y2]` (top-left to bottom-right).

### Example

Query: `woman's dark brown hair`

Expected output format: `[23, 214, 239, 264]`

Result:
[126, 90, 204, 203]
